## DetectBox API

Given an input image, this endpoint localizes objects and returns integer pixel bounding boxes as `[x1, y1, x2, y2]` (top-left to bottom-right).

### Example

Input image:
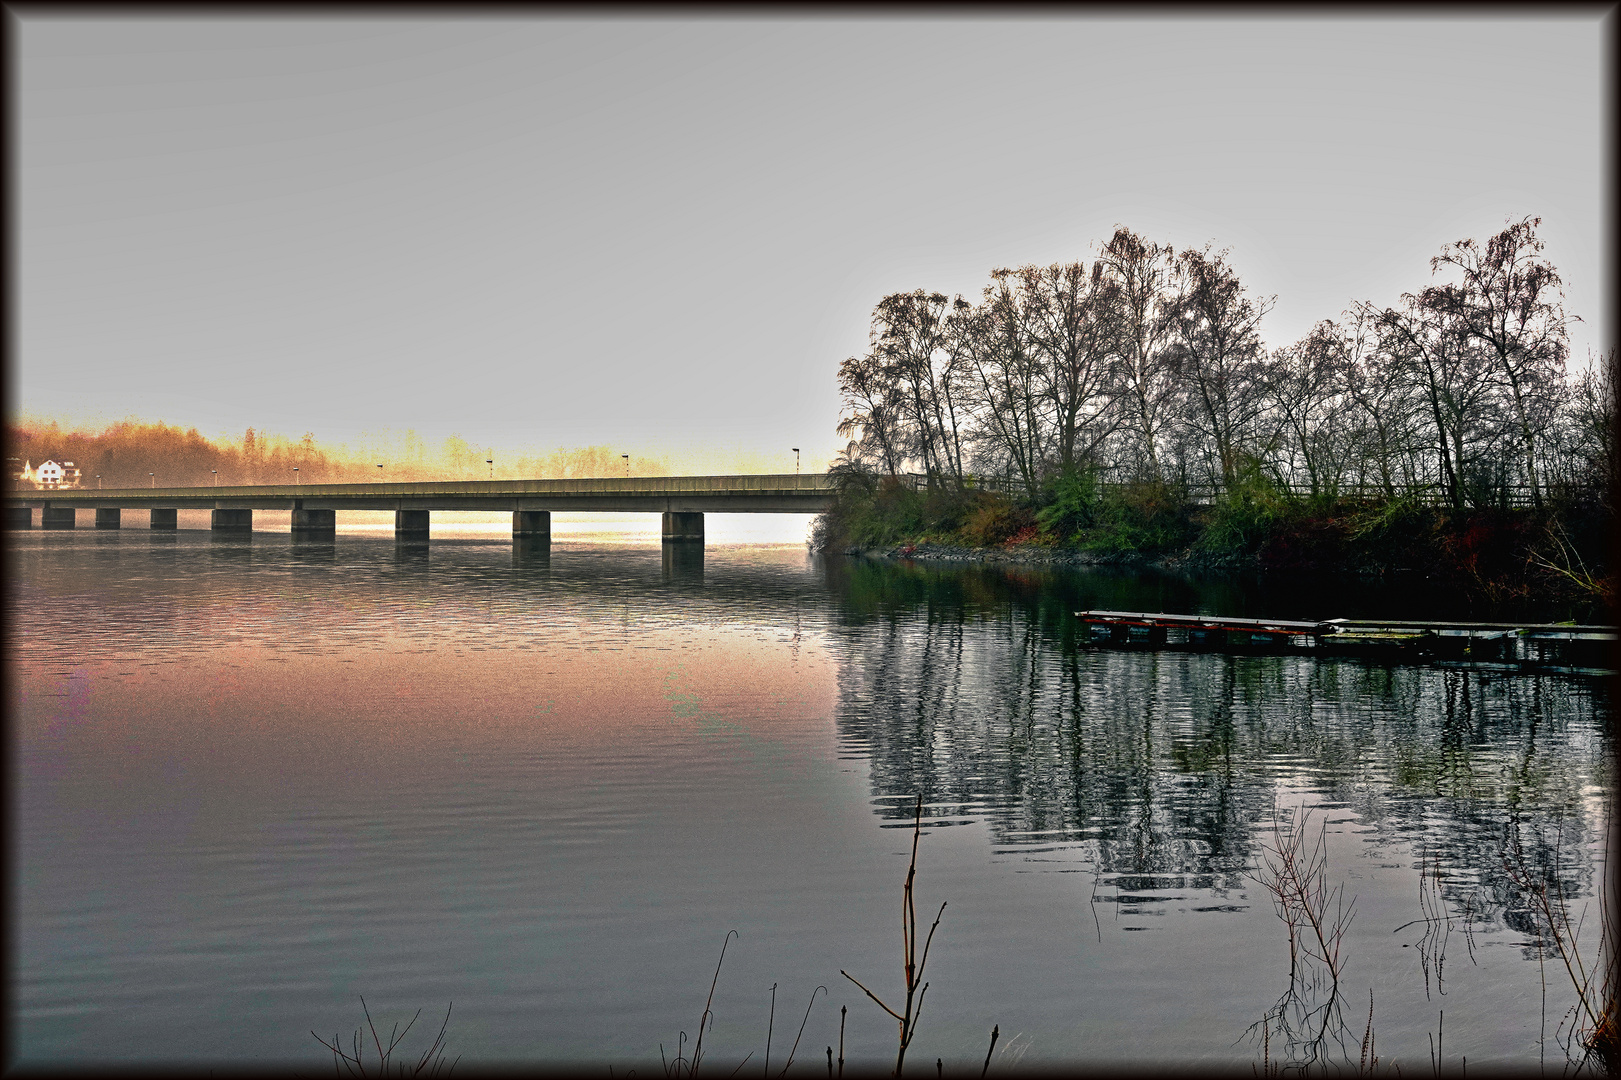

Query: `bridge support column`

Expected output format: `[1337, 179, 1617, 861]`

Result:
[41, 506, 76, 529]
[662, 512, 704, 543]
[395, 510, 430, 539]
[212, 509, 253, 532]
[513, 510, 550, 538]
[95, 508, 122, 529]
[150, 508, 178, 530]
[291, 508, 336, 536]
[7, 506, 32, 529]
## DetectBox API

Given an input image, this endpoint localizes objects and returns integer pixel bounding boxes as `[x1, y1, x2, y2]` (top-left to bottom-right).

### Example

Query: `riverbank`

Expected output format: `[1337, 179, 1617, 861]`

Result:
[816, 474, 1616, 618]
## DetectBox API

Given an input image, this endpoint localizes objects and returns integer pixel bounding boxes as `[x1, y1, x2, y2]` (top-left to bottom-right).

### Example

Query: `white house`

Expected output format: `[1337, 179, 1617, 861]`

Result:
[22, 458, 81, 490]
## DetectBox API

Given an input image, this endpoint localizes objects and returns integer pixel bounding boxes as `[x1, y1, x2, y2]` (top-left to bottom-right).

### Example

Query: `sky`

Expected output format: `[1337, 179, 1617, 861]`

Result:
[12, 13, 1612, 474]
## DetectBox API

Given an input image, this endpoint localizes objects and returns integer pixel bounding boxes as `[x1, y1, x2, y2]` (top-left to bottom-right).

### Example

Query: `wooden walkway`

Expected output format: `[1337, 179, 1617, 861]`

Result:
[1073, 610, 1617, 673]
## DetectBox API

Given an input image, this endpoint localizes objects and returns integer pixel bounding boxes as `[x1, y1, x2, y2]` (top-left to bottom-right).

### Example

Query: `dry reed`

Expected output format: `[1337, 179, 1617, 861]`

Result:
[842, 794, 947, 1078]
[1504, 822, 1617, 1075]
[1244, 806, 1358, 1073]
[310, 997, 457, 1078]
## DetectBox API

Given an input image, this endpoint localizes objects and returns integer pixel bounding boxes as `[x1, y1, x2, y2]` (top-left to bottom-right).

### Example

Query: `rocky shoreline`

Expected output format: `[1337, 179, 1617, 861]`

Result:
[840, 540, 1224, 572]
[838, 540, 1348, 576]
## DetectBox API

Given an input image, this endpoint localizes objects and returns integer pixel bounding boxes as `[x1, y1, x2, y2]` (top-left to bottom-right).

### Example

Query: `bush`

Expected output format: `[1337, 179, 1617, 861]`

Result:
[1035, 468, 1098, 544]
[961, 497, 1038, 547]
[1080, 479, 1197, 556]
[1195, 461, 1293, 559]
[813, 473, 982, 551]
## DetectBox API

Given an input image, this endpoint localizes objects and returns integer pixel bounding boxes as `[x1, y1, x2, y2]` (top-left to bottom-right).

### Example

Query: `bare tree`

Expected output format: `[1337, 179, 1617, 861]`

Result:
[837, 350, 906, 475]
[1336, 307, 1427, 498]
[1097, 227, 1179, 482]
[1557, 348, 1616, 499]
[1019, 262, 1119, 476]
[871, 291, 970, 485]
[958, 272, 1049, 495]
[1367, 286, 1501, 512]
[1426, 216, 1573, 510]
[1164, 245, 1275, 491]
[1267, 322, 1357, 498]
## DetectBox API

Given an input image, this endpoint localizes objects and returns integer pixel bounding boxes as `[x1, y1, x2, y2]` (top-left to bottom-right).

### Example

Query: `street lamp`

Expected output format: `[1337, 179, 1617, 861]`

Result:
[377, 464, 383, 482]
[487, 457, 493, 481]
[622, 454, 630, 478]
[149, 472, 155, 489]
[793, 448, 800, 475]
[292, 467, 299, 488]
[96, 474, 102, 489]
[212, 469, 218, 487]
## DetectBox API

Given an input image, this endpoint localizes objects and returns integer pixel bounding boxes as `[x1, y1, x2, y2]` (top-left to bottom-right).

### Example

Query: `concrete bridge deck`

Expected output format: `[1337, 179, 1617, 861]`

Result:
[6, 473, 833, 512]
[5, 474, 835, 542]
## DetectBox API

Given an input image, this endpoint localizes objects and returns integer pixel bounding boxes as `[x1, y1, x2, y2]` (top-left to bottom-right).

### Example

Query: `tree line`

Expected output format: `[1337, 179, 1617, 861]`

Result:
[6, 420, 671, 488]
[835, 217, 1612, 514]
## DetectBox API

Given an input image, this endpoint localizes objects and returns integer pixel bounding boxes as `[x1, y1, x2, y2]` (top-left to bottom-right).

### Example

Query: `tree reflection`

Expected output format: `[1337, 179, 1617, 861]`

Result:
[826, 557, 1612, 935]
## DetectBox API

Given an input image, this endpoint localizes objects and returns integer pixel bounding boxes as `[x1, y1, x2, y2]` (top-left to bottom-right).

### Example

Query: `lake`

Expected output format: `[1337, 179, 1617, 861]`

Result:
[8, 513, 1613, 1072]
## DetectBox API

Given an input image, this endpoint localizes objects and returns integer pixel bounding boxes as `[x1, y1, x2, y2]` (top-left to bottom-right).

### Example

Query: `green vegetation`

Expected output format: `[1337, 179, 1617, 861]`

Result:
[813, 464, 1613, 611]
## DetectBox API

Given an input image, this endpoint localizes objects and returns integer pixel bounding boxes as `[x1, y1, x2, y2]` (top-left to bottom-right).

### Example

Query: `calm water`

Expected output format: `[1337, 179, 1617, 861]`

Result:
[9, 516, 1613, 1071]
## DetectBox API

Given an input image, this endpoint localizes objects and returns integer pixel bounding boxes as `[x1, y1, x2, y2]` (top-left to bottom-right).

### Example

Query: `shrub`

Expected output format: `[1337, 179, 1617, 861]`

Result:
[813, 473, 983, 551]
[1195, 461, 1294, 559]
[1035, 468, 1098, 544]
[1080, 479, 1197, 556]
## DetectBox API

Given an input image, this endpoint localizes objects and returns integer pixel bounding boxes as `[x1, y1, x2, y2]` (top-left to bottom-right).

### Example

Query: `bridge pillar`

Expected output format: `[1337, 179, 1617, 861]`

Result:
[291, 508, 336, 536]
[95, 508, 122, 529]
[212, 509, 253, 532]
[41, 506, 76, 529]
[662, 512, 704, 543]
[150, 508, 178, 530]
[396, 510, 430, 539]
[513, 510, 550, 538]
[7, 506, 32, 529]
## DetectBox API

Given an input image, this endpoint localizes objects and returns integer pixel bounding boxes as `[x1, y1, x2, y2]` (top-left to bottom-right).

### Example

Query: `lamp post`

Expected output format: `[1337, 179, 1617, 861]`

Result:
[96, 474, 102, 489]
[487, 457, 493, 481]
[212, 469, 217, 487]
[293, 467, 299, 489]
[377, 464, 383, 482]
[149, 472, 155, 489]
[622, 454, 630, 478]
[793, 448, 800, 475]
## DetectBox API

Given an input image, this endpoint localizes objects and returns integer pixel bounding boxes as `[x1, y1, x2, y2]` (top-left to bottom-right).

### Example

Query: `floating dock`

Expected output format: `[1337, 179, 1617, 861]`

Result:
[1073, 610, 1617, 674]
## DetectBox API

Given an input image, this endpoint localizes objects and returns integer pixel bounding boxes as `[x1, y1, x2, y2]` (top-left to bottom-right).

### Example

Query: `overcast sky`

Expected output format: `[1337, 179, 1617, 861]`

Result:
[13, 14, 1611, 473]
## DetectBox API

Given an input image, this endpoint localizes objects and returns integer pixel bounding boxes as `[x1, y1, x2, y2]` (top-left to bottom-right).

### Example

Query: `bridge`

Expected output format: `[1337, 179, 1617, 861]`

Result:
[5, 474, 835, 544]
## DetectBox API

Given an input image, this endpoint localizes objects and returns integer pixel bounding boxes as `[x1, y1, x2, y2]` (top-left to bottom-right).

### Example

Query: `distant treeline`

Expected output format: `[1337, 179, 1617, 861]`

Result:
[6, 420, 670, 488]
[835, 216, 1613, 512]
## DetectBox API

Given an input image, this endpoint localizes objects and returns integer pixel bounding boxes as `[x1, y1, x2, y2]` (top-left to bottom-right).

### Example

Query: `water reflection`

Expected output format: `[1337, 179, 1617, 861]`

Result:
[6, 533, 1611, 1068]
[825, 555, 1611, 933]
[511, 536, 551, 568]
[661, 542, 704, 583]
[290, 537, 337, 562]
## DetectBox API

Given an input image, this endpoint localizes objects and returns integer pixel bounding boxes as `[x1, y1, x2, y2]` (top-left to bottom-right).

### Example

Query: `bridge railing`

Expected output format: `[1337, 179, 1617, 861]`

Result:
[7, 473, 835, 501]
[871, 474, 1551, 509]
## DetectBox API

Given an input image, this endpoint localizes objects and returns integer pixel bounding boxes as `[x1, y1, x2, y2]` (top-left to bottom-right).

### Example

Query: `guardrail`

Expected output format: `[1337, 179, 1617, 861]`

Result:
[873, 474, 1555, 508]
